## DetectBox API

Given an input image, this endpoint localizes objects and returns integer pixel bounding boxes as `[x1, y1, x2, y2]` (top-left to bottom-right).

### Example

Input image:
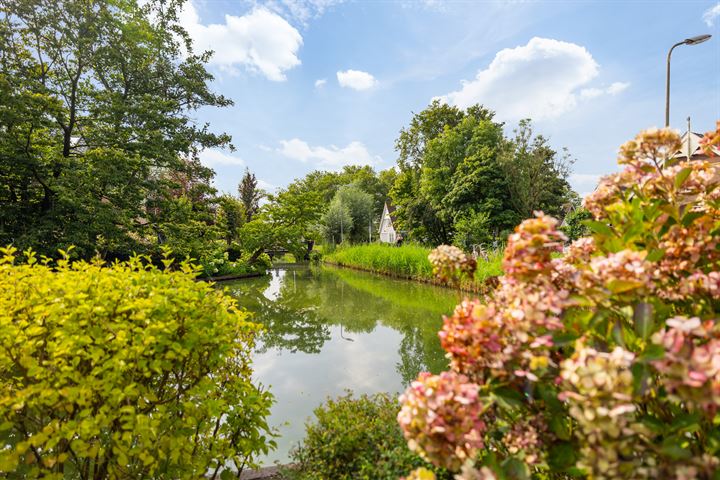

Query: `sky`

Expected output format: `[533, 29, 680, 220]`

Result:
[182, 0, 720, 198]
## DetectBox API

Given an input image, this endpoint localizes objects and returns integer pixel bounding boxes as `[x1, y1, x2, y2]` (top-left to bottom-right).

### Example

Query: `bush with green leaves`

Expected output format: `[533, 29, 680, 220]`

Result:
[0, 248, 275, 479]
[288, 393, 451, 480]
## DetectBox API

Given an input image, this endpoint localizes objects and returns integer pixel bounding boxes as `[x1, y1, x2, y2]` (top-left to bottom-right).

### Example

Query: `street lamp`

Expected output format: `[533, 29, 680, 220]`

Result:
[665, 34, 712, 127]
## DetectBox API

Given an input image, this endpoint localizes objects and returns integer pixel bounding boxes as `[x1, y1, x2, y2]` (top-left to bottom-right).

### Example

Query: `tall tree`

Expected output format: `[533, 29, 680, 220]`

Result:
[238, 168, 263, 222]
[0, 0, 231, 256]
[321, 185, 373, 244]
[499, 119, 574, 219]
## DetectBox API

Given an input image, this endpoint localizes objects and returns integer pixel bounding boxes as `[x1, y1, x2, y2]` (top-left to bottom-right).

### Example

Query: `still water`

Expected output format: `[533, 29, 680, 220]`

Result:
[222, 265, 464, 465]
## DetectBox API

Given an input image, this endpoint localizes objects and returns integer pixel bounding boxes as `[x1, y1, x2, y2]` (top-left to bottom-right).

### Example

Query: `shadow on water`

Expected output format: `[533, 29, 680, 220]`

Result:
[220, 265, 466, 465]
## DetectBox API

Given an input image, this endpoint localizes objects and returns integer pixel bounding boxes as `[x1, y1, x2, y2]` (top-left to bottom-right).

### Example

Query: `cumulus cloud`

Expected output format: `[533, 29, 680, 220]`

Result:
[314, 78, 327, 88]
[580, 81, 630, 99]
[437, 37, 627, 120]
[336, 69, 378, 90]
[199, 149, 245, 167]
[278, 138, 381, 168]
[179, 2, 302, 81]
[703, 2, 720, 26]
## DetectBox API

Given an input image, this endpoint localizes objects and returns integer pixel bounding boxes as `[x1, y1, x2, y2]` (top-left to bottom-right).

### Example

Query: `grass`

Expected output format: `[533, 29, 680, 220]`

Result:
[323, 242, 503, 287]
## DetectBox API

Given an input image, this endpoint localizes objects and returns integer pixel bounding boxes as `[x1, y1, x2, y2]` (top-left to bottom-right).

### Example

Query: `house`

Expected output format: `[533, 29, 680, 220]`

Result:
[378, 201, 398, 244]
[674, 130, 720, 161]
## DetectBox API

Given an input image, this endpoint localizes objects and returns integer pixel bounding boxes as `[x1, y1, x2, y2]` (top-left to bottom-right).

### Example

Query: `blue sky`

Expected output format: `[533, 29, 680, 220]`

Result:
[183, 0, 720, 197]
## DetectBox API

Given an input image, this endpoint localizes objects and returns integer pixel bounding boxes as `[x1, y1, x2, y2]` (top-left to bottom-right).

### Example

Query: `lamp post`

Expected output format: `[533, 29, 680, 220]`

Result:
[665, 34, 712, 127]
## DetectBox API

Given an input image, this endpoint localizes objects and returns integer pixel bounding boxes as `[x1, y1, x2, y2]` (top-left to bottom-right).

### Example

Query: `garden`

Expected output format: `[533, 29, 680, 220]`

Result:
[1, 0, 719, 478]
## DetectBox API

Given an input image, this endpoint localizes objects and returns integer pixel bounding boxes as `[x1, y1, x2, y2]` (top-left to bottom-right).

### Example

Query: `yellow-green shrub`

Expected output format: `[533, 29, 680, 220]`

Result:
[0, 248, 274, 479]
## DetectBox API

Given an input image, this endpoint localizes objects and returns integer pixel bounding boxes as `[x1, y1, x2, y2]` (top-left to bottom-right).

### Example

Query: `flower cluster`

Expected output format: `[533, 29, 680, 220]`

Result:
[651, 317, 720, 414]
[400, 123, 720, 479]
[559, 344, 654, 478]
[502, 212, 566, 281]
[429, 245, 477, 285]
[502, 416, 547, 465]
[397, 371, 485, 471]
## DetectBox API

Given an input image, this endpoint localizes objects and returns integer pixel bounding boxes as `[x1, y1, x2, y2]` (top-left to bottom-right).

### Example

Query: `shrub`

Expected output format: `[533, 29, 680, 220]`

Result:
[287, 393, 451, 480]
[398, 124, 720, 479]
[0, 248, 275, 478]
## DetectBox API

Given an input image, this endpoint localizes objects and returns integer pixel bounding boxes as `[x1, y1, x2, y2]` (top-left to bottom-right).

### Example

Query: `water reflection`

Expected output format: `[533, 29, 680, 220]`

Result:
[222, 266, 464, 465]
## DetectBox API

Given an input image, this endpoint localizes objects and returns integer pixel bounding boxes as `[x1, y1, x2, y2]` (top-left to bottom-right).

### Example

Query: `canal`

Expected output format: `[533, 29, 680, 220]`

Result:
[221, 265, 463, 465]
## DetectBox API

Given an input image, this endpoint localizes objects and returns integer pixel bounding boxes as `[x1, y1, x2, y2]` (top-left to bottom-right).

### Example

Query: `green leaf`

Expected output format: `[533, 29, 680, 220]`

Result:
[645, 248, 665, 262]
[584, 220, 615, 237]
[550, 416, 572, 441]
[491, 387, 525, 411]
[548, 442, 579, 471]
[502, 457, 530, 480]
[638, 344, 665, 362]
[674, 167, 692, 189]
[633, 302, 654, 340]
[660, 443, 691, 460]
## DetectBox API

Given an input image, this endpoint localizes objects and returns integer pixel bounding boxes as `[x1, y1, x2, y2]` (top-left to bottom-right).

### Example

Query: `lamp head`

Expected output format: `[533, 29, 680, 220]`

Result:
[685, 34, 712, 45]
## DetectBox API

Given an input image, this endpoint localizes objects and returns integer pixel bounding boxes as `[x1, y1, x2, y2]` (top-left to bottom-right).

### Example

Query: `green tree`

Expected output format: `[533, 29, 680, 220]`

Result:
[499, 119, 575, 219]
[238, 168, 264, 221]
[322, 199, 353, 244]
[0, 0, 231, 257]
[240, 184, 322, 263]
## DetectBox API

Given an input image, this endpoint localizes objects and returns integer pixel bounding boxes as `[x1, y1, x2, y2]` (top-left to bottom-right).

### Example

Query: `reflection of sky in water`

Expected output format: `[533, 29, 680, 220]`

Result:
[252, 325, 404, 465]
[224, 266, 461, 466]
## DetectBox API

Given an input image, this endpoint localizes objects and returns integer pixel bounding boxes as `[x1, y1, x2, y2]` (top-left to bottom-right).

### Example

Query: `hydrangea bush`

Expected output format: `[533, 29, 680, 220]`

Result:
[398, 123, 720, 480]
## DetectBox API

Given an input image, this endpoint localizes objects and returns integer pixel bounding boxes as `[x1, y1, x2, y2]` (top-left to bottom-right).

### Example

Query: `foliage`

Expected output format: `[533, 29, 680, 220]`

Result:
[322, 185, 374, 244]
[560, 207, 592, 241]
[391, 102, 574, 245]
[0, 0, 232, 258]
[325, 243, 502, 285]
[238, 168, 264, 222]
[239, 183, 322, 263]
[499, 119, 575, 219]
[0, 247, 275, 479]
[397, 124, 720, 479]
[217, 194, 246, 246]
[287, 393, 451, 480]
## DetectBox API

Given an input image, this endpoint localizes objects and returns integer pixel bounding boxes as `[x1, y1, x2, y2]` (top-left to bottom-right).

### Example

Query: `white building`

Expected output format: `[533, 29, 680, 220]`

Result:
[378, 201, 398, 244]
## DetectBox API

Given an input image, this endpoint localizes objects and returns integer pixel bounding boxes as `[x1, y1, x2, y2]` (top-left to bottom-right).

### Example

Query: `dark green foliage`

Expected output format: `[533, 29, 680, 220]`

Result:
[560, 207, 593, 241]
[390, 102, 576, 245]
[288, 393, 451, 480]
[238, 168, 264, 221]
[0, 0, 231, 258]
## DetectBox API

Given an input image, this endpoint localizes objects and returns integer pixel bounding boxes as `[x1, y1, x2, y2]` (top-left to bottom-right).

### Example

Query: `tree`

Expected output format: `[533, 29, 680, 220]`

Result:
[391, 103, 514, 245]
[321, 185, 374, 244]
[0, 0, 231, 257]
[322, 199, 353, 244]
[238, 168, 264, 222]
[499, 119, 574, 219]
[240, 184, 322, 263]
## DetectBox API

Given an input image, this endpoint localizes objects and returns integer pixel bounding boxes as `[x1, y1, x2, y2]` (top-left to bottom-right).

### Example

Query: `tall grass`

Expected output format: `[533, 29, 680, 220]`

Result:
[323, 243, 503, 285]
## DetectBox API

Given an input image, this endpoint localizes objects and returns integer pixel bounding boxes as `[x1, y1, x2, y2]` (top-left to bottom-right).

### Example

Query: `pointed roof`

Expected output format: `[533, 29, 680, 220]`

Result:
[674, 131, 720, 160]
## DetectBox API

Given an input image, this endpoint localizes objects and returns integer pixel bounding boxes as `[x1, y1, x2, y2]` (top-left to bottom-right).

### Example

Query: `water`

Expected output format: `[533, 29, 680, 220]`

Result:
[221, 265, 464, 466]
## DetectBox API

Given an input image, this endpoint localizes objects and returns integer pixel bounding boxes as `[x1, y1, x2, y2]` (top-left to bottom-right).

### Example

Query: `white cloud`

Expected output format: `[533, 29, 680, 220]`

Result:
[314, 78, 327, 88]
[266, 0, 346, 26]
[278, 138, 381, 169]
[199, 149, 245, 167]
[336, 69, 378, 90]
[438, 37, 629, 120]
[580, 81, 630, 99]
[703, 2, 720, 26]
[179, 2, 302, 81]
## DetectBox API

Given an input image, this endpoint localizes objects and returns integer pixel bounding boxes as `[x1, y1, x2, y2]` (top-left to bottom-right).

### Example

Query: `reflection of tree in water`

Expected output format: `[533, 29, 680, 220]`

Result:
[224, 270, 331, 354]
[396, 326, 450, 386]
[223, 266, 458, 379]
